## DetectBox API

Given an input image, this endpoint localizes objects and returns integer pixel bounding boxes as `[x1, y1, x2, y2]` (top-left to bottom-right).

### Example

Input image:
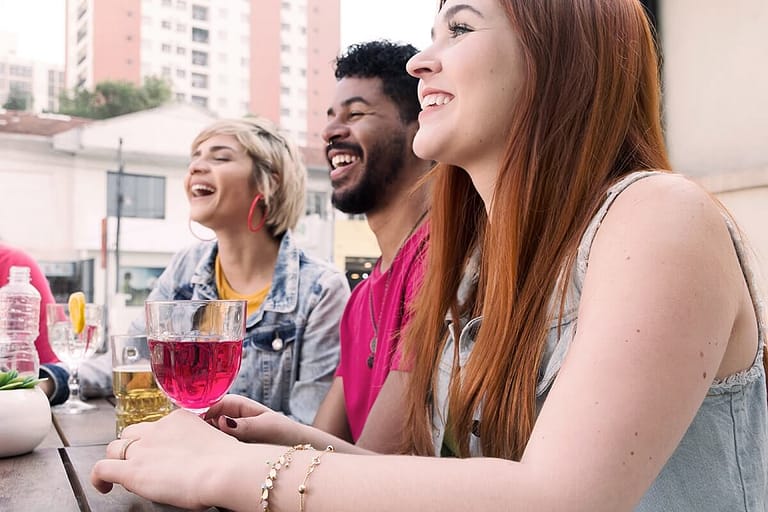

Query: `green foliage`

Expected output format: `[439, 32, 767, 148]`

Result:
[0, 370, 45, 390]
[2, 83, 31, 111]
[58, 75, 172, 119]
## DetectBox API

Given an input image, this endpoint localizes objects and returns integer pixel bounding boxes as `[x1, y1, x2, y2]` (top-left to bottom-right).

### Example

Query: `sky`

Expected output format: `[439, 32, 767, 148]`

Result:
[0, 0, 436, 65]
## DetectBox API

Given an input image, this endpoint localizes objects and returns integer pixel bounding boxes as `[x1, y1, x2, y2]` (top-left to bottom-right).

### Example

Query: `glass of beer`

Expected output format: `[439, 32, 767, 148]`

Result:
[110, 334, 172, 438]
[144, 300, 246, 415]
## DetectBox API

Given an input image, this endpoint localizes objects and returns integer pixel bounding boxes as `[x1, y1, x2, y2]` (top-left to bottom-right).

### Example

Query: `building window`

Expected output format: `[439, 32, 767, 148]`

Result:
[161, 66, 171, 77]
[192, 50, 208, 66]
[161, 43, 172, 53]
[191, 95, 208, 108]
[162, 0, 172, 6]
[176, 0, 187, 7]
[191, 73, 208, 88]
[177, 23, 186, 32]
[176, 46, 186, 55]
[176, 68, 186, 78]
[107, 172, 166, 219]
[280, 107, 290, 116]
[280, 86, 290, 95]
[161, 20, 172, 29]
[305, 191, 329, 219]
[176, 92, 185, 101]
[192, 5, 208, 21]
[280, 44, 290, 52]
[9, 80, 32, 93]
[280, 65, 290, 74]
[191, 27, 209, 43]
[281, 23, 290, 31]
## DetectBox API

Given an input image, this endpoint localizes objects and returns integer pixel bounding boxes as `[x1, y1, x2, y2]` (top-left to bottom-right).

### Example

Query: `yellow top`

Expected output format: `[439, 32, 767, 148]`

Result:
[214, 255, 270, 318]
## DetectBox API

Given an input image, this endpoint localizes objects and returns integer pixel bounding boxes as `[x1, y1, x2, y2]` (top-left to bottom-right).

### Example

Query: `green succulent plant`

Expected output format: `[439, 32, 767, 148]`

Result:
[0, 369, 45, 390]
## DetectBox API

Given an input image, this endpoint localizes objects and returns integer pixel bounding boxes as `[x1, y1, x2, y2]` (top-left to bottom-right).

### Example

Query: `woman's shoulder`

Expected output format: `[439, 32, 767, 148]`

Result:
[588, 171, 742, 287]
[296, 250, 348, 288]
[608, 172, 726, 231]
[162, 241, 217, 277]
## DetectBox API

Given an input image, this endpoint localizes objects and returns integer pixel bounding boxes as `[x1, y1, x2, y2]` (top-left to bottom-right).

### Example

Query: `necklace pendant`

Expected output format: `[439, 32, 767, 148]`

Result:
[367, 334, 377, 369]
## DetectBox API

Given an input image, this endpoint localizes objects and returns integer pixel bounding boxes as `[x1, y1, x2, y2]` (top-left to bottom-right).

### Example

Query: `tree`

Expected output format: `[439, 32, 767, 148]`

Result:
[58, 76, 172, 119]
[2, 83, 32, 111]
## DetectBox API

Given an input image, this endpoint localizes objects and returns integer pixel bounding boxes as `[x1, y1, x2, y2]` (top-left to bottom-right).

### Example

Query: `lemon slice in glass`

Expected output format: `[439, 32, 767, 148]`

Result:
[68, 291, 86, 335]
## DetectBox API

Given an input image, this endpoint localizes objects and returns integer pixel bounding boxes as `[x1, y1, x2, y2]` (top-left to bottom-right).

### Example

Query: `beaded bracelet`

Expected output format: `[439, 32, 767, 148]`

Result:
[260, 444, 313, 511]
[298, 445, 335, 512]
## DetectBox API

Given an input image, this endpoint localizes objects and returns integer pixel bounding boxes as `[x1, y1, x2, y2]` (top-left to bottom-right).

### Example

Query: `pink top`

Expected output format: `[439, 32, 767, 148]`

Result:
[0, 244, 59, 364]
[336, 222, 429, 441]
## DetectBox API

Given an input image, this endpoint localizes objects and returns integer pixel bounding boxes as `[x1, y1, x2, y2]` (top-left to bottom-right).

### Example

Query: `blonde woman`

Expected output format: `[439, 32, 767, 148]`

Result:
[85, 117, 349, 424]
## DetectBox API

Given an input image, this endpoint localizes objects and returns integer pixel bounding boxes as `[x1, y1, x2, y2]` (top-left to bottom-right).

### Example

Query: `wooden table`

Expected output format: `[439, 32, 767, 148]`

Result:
[0, 398, 207, 511]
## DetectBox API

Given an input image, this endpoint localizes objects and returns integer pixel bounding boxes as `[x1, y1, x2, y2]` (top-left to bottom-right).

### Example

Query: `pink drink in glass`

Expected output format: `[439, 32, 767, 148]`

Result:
[148, 338, 242, 414]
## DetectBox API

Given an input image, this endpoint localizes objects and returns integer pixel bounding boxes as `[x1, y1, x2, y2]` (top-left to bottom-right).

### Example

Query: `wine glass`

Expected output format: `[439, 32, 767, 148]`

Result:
[144, 300, 246, 415]
[47, 303, 105, 414]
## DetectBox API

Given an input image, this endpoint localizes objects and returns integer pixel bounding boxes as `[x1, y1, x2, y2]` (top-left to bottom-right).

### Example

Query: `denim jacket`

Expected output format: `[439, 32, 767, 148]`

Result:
[433, 172, 767, 510]
[82, 231, 349, 425]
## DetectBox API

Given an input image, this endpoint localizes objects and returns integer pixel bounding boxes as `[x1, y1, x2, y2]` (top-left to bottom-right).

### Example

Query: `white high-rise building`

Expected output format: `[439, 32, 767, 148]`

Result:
[0, 33, 65, 113]
[65, 0, 340, 148]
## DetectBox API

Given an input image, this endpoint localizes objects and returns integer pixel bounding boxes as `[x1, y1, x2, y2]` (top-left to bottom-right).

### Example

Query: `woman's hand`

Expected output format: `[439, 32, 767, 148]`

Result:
[90, 409, 251, 510]
[205, 394, 307, 446]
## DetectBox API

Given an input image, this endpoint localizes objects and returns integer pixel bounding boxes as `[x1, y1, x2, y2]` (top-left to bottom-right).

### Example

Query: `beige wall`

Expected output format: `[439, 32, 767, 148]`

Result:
[662, 2, 768, 283]
[333, 218, 378, 271]
[662, 1, 768, 176]
[716, 185, 768, 280]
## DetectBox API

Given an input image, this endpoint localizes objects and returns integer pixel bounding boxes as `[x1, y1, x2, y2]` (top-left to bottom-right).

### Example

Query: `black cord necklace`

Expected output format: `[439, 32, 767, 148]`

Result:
[366, 210, 428, 368]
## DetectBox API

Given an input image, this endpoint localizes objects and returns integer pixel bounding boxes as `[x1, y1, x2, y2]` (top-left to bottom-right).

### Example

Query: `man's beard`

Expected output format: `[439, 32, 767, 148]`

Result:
[331, 132, 407, 215]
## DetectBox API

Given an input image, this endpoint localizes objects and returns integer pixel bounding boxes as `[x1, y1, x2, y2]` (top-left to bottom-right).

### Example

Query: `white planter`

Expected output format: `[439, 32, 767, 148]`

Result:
[0, 387, 52, 458]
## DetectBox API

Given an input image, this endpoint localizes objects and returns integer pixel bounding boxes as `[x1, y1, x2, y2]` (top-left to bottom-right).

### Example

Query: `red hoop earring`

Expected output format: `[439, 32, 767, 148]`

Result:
[247, 193, 268, 233]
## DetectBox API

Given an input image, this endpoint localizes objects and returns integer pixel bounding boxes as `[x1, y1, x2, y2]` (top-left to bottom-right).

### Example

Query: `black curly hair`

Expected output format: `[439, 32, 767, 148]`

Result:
[334, 40, 420, 124]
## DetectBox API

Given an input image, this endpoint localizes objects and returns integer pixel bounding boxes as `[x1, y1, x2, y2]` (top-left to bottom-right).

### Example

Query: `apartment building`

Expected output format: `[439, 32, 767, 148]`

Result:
[0, 34, 65, 113]
[65, 0, 339, 148]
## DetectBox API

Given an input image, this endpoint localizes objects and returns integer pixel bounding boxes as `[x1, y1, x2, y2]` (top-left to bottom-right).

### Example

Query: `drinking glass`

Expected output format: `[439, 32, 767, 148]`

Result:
[47, 303, 105, 414]
[111, 334, 173, 438]
[144, 300, 246, 414]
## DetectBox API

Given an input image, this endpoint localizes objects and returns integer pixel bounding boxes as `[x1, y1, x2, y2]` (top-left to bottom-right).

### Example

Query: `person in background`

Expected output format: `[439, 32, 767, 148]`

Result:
[91, 1, 767, 510]
[204, 40, 432, 452]
[81, 116, 350, 424]
[0, 242, 69, 405]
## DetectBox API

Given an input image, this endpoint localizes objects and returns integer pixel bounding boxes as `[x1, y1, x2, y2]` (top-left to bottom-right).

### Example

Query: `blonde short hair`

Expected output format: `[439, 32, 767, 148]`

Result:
[191, 117, 306, 236]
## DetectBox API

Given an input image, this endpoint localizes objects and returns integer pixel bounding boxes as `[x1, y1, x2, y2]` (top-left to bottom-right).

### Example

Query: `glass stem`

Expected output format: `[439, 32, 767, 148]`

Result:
[69, 365, 83, 402]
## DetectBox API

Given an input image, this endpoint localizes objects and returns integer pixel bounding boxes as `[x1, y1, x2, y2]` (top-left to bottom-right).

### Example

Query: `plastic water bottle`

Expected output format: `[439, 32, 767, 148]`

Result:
[0, 266, 41, 378]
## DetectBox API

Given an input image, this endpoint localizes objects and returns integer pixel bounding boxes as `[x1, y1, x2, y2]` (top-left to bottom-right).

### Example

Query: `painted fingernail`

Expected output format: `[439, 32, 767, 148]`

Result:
[225, 416, 237, 429]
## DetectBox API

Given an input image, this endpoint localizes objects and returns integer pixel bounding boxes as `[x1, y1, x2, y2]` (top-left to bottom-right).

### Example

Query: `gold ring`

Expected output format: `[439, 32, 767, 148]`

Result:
[119, 438, 138, 460]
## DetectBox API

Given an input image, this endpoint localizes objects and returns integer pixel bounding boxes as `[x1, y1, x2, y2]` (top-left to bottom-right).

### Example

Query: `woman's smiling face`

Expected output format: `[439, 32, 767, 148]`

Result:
[185, 134, 257, 231]
[407, 0, 525, 179]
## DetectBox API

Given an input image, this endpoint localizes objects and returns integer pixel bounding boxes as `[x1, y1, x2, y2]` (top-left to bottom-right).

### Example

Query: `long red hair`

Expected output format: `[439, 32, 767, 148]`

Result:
[402, 0, 672, 459]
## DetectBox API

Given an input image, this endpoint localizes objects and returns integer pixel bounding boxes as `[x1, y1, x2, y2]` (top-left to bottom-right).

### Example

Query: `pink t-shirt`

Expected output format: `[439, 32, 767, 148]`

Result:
[0, 244, 59, 364]
[336, 222, 428, 441]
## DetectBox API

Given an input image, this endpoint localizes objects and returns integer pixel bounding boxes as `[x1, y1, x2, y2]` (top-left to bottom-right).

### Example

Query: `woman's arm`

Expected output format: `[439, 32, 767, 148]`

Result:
[92, 176, 753, 511]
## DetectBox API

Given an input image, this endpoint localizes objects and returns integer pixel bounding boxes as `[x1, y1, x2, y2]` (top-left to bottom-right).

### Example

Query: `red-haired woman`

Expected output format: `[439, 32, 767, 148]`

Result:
[92, 1, 766, 510]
